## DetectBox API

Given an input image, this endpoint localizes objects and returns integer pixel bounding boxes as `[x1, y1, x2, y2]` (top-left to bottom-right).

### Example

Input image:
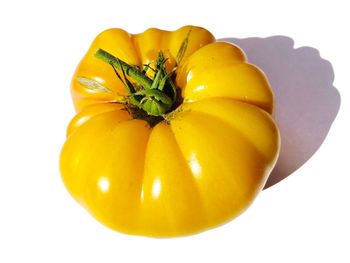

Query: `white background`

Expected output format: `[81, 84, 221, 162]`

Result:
[0, 0, 349, 262]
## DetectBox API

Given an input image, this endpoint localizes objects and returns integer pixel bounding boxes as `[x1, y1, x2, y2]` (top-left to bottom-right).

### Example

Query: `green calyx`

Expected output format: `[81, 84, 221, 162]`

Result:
[94, 49, 179, 117]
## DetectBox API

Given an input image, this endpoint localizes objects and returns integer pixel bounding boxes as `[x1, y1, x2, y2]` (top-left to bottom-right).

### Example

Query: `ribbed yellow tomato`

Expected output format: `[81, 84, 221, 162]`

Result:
[60, 25, 280, 237]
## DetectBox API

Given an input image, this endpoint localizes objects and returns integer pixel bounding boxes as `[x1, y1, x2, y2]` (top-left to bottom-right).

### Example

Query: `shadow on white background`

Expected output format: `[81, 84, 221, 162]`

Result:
[221, 36, 341, 188]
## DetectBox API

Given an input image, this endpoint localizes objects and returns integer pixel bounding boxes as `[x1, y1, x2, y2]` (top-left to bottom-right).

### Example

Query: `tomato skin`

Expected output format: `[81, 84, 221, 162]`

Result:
[71, 26, 215, 112]
[61, 26, 280, 237]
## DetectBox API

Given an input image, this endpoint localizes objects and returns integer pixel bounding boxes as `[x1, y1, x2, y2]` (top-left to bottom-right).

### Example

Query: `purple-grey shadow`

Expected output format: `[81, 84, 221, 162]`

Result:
[220, 36, 341, 189]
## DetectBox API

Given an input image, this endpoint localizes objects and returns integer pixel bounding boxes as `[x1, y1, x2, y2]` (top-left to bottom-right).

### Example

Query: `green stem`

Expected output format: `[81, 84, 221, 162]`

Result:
[94, 49, 153, 90]
[94, 48, 180, 117]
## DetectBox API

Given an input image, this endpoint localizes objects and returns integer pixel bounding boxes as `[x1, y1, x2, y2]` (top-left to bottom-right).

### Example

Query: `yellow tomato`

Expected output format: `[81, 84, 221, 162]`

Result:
[60, 25, 280, 237]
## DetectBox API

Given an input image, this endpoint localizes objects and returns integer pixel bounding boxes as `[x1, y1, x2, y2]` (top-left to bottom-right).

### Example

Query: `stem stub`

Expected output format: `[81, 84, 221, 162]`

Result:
[94, 49, 180, 121]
